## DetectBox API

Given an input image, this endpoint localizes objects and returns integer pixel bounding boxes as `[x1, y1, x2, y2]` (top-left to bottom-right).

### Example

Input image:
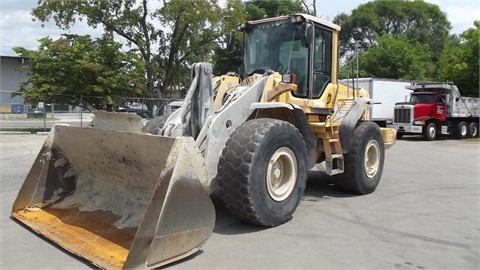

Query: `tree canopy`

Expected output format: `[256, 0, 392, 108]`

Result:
[335, 1, 478, 96]
[343, 35, 432, 80]
[334, 0, 451, 62]
[245, 0, 304, 20]
[17, 0, 479, 103]
[438, 21, 480, 96]
[31, 0, 223, 98]
[13, 35, 146, 109]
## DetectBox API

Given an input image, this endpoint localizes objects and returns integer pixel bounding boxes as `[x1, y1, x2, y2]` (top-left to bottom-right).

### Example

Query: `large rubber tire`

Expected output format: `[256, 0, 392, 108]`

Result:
[453, 121, 468, 139]
[467, 122, 478, 138]
[335, 121, 385, 195]
[423, 122, 437, 141]
[217, 118, 308, 227]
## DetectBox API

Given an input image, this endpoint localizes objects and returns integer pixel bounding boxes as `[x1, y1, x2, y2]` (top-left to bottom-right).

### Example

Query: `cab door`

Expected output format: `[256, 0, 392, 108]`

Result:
[434, 93, 447, 121]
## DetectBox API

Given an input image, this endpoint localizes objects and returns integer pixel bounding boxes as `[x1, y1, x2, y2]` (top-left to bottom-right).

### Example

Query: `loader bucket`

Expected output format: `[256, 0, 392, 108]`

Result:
[11, 125, 215, 269]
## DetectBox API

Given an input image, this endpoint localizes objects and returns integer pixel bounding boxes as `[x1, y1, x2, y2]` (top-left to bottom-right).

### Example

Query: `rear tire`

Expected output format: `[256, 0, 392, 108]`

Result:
[467, 122, 479, 138]
[453, 121, 468, 139]
[424, 122, 437, 141]
[335, 121, 385, 195]
[217, 119, 308, 227]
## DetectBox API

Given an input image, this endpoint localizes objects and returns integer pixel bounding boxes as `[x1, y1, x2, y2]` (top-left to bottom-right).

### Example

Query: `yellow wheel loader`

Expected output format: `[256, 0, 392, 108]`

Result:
[11, 14, 396, 269]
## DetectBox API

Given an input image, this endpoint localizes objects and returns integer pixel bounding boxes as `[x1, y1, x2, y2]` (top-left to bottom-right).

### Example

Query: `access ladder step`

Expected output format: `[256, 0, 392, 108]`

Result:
[329, 168, 344, 175]
[325, 155, 344, 176]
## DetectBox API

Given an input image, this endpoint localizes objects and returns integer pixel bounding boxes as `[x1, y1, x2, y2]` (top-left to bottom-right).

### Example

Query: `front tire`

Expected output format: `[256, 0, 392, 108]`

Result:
[424, 122, 437, 141]
[217, 119, 308, 227]
[335, 121, 385, 195]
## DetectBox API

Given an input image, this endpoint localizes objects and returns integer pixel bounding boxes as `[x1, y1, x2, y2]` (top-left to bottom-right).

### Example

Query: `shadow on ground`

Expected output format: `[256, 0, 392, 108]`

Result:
[211, 167, 355, 236]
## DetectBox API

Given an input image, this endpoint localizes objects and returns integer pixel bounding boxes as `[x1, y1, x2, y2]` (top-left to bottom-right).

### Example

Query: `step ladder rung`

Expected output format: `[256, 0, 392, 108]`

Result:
[328, 154, 343, 159]
[329, 169, 344, 175]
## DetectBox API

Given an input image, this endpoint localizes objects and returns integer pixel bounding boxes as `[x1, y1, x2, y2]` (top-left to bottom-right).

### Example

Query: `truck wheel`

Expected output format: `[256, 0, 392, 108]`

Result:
[467, 122, 478, 138]
[453, 121, 468, 139]
[335, 121, 385, 195]
[424, 123, 437, 141]
[396, 132, 403, 139]
[217, 118, 308, 227]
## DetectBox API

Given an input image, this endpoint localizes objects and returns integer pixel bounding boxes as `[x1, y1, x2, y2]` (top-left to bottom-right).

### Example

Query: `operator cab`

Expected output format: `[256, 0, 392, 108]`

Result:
[236, 14, 339, 100]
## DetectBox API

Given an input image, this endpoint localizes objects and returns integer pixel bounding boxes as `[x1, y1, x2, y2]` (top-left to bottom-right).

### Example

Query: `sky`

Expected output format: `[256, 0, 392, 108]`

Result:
[0, 0, 479, 56]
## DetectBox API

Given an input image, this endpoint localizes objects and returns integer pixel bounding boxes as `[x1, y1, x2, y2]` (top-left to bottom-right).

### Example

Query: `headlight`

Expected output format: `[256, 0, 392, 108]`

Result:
[413, 120, 425, 125]
[282, 73, 297, 83]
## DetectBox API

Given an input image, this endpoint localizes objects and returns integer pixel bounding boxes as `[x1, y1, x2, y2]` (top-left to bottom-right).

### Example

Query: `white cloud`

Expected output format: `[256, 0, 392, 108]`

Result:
[444, 5, 479, 33]
[0, 2, 104, 56]
[426, 0, 480, 33]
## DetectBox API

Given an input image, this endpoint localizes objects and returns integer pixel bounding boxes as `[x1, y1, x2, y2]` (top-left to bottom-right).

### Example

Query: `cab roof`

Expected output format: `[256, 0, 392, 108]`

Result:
[406, 83, 455, 91]
[245, 13, 341, 31]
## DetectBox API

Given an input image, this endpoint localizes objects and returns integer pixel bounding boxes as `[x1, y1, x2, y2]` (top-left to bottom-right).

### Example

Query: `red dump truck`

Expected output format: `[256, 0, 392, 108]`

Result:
[393, 82, 479, 140]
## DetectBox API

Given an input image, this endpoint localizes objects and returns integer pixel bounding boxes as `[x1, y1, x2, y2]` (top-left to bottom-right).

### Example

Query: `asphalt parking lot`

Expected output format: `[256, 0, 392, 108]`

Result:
[0, 134, 479, 269]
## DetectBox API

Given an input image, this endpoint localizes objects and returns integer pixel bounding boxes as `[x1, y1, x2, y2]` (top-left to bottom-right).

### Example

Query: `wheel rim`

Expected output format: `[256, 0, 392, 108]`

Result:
[364, 140, 380, 178]
[428, 125, 436, 138]
[473, 126, 478, 137]
[460, 124, 467, 136]
[266, 147, 297, 202]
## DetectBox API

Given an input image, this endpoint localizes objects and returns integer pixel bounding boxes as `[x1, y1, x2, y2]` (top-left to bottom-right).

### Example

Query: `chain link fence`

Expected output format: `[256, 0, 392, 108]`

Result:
[0, 91, 184, 117]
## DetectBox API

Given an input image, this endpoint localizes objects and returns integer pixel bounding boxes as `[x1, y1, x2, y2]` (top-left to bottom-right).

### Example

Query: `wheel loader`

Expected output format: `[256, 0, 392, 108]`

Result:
[11, 14, 396, 269]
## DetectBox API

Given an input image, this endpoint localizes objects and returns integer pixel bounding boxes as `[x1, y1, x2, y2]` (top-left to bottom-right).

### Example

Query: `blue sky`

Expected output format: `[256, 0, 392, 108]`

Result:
[1, 0, 479, 56]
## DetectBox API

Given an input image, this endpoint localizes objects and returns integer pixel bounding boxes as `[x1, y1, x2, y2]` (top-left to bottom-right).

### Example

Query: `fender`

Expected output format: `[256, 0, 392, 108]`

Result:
[335, 98, 372, 153]
[250, 102, 318, 169]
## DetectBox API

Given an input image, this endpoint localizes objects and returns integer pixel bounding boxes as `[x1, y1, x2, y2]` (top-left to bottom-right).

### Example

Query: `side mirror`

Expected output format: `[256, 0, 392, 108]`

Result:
[302, 22, 314, 47]
[226, 32, 235, 54]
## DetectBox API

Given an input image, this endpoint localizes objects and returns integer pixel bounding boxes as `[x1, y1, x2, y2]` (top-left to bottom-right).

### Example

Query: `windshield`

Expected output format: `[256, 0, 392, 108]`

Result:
[410, 94, 435, 103]
[243, 20, 307, 77]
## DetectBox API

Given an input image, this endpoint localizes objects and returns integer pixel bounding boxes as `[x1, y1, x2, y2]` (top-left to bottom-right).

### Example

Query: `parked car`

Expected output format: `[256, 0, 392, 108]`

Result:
[117, 108, 154, 119]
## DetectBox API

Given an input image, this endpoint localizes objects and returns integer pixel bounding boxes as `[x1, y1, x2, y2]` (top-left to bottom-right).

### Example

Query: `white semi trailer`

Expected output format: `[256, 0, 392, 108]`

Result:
[342, 78, 412, 127]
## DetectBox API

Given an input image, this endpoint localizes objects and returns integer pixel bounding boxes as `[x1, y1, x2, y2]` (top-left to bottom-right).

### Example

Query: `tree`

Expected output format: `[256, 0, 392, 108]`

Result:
[212, 0, 245, 75]
[339, 35, 432, 80]
[438, 21, 480, 96]
[156, 0, 223, 95]
[13, 35, 146, 109]
[245, 0, 305, 20]
[333, 0, 451, 65]
[31, 0, 223, 98]
[300, 0, 317, 16]
[32, 0, 159, 94]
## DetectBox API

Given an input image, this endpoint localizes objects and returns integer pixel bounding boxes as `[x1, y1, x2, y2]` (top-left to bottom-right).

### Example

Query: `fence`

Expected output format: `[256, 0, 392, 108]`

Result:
[0, 93, 183, 119]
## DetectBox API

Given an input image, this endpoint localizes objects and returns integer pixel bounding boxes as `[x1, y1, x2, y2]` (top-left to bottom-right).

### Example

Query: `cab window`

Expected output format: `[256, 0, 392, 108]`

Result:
[312, 26, 332, 98]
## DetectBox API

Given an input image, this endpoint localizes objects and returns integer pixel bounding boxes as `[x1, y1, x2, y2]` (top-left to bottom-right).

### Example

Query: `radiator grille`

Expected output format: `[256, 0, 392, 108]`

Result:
[394, 108, 411, 123]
